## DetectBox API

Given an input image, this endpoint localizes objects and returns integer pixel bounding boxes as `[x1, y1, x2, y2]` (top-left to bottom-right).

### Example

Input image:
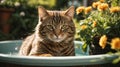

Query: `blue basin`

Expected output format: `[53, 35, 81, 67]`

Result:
[0, 40, 118, 66]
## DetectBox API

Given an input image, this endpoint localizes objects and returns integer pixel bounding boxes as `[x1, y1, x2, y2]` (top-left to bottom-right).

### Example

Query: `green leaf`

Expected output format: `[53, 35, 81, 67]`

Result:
[112, 57, 120, 64]
[82, 43, 88, 52]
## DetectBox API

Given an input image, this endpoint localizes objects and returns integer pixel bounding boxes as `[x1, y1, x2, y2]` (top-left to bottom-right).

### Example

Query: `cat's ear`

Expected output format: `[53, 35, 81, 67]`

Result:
[38, 6, 49, 21]
[65, 6, 75, 18]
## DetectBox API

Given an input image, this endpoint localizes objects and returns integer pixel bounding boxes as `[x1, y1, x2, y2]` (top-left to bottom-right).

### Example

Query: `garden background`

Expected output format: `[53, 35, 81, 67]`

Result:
[0, 0, 93, 41]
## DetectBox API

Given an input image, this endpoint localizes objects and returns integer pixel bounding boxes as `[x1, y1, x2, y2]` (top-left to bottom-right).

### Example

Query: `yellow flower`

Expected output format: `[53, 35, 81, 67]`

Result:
[84, 6, 92, 14]
[110, 6, 120, 13]
[76, 6, 85, 14]
[80, 25, 87, 30]
[99, 35, 107, 49]
[99, 0, 105, 3]
[92, 2, 101, 8]
[97, 3, 109, 11]
[111, 38, 120, 50]
[92, 21, 97, 27]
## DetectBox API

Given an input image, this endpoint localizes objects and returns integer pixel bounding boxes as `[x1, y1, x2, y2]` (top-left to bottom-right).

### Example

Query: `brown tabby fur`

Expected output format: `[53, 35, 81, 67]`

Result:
[19, 6, 75, 56]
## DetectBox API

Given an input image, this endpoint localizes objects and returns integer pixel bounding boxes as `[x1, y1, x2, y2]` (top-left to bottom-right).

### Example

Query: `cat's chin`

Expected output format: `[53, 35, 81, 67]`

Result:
[53, 39, 63, 42]
[49, 39, 64, 43]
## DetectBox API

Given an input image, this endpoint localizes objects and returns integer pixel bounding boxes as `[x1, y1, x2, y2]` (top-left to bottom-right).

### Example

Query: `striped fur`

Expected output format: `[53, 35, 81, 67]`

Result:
[19, 6, 75, 56]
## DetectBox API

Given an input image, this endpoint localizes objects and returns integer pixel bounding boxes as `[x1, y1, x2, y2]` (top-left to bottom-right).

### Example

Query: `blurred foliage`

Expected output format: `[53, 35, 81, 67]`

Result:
[0, 0, 15, 8]
[76, 0, 120, 63]
[28, 0, 56, 8]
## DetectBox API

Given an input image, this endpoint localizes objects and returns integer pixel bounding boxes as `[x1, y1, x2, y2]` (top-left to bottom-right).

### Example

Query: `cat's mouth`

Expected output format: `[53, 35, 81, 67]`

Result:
[52, 38, 63, 42]
[48, 35, 66, 42]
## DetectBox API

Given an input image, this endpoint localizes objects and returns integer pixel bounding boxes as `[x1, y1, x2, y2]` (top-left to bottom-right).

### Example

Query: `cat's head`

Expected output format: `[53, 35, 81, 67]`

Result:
[36, 6, 75, 42]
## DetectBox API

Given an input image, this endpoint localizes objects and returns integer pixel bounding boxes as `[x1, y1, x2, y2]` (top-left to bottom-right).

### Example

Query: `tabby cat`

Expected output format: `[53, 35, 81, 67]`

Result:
[19, 6, 75, 56]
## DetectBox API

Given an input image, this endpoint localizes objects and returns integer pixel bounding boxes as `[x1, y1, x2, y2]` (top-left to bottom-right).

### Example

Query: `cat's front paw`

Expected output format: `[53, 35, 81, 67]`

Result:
[30, 53, 53, 57]
[39, 54, 53, 57]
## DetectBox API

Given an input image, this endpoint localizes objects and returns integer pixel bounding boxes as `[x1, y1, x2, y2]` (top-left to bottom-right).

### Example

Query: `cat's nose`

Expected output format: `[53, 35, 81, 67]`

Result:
[54, 32, 59, 38]
[52, 35, 63, 42]
[54, 34, 63, 39]
[53, 34, 59, 39]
